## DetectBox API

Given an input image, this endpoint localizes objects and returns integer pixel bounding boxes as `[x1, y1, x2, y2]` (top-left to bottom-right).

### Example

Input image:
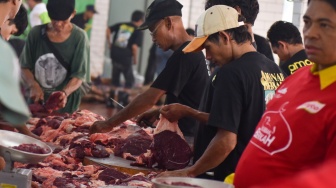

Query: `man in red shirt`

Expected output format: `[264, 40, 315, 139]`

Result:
[234, 0, 336, 187]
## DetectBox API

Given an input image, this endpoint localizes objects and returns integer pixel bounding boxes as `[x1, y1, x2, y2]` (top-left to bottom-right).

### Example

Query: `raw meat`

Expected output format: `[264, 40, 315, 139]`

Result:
[114, 129, 153, 157]
[162, 181, 202, 187]
[12, 144, 48, 154]
[45, 91, 63, 112]
[130, 116, 192, 170]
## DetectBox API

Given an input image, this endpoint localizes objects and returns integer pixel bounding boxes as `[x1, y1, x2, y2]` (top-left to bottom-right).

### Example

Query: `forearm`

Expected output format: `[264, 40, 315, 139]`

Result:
[132, 45, 138, 64]
[106, 89, 163, 127]
[106, 28, 111, 48]
[21, 68, 39, 88]
[188, 129, 236, 177]
[62, 77, 83, 96]
[185, 107, 209, 124]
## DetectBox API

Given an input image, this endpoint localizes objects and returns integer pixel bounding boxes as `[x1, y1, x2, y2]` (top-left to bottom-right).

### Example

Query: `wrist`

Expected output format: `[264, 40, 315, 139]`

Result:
[61, 90, 68, 97]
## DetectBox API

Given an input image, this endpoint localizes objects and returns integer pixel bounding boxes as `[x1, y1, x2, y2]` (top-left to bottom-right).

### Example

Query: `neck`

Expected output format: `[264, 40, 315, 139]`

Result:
[245, 23, 255, 42]
[83, 13, 89, 20]
[232, 41, 257, 60]
[288, 44, 304, 58]
[171, 27, 193, 51]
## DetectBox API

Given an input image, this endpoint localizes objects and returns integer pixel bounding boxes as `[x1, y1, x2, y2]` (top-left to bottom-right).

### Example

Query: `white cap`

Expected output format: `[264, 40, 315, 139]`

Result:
[183, 5, 244, 53]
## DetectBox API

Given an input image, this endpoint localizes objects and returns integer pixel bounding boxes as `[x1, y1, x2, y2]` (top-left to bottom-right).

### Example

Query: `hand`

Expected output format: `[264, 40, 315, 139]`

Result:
[90, 121, 113, 134]
[54, 91, 67, 109]
[159, 103, 189, 122]
[157, 169, 191, 178]
[30, 83, 44, 103]
[136, 109, 159, 127]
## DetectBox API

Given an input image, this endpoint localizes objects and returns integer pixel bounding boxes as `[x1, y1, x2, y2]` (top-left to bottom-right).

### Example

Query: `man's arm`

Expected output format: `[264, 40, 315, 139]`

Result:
[187, 129, 237, 177]
[131, 44, 138, 65]
[160, 103, 209, 124]
[90, 87, 166, 133]
[62, 77, 83, 97]
[158, 128, 236, 178]
[21, 68, 44, 103]
[106, 27, 112, 49]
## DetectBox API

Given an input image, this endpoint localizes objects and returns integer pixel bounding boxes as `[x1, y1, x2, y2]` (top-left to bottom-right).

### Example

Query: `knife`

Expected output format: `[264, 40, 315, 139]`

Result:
[39, 100, 48, 112]
[110, 98, 155, 128]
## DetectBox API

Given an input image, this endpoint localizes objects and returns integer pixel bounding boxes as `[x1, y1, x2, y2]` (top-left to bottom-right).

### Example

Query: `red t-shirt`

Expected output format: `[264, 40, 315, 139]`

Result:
[234, 66, 336, 188]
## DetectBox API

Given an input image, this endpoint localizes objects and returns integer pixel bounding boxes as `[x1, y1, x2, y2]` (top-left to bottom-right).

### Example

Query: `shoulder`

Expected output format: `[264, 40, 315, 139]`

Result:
[0, 39, 16, 59]
[72, 25, 89, 39]
[28, 25, 45, 38]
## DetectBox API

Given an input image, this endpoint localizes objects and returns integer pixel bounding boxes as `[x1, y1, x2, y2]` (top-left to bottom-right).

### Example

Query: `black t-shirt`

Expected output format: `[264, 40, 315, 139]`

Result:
[8, 38, 25, 57]
[151, 42, 209, 137]
[254, 34, 274, 61]
[280, 49, 313, 77]
[194, 52, 284, 181]
[71, 13, 86, 29]
[109, 22, 143, 64]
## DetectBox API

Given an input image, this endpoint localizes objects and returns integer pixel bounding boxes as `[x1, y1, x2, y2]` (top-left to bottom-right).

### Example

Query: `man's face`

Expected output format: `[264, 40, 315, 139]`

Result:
[1, 20, 18, 41]
[50, 12, 75, 32]
[271, 44, 290, 62]
[203, 34, 232, 67]
[303, 0, 336, 70]
[148, 18, 170, 51]
[86, 11, 94, 19]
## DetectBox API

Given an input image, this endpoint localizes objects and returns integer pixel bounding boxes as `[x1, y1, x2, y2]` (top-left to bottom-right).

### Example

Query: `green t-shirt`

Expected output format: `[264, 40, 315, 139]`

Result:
[20, 24, 90, 113]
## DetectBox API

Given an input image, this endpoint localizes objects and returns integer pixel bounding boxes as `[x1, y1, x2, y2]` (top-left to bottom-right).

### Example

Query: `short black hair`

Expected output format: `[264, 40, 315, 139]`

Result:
[131, 10, 144, 22]
[267, 21, 302, 47]
[308, 0, 336, 10]
[0, 0, 10, 3]
[12, 5, 28, 36]
[205, 0, 259, 25]
[186, 28, 195, 36]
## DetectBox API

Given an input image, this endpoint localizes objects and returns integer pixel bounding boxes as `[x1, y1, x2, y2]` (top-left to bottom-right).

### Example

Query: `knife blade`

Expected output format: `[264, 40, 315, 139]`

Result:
[110, 98, 155, 128]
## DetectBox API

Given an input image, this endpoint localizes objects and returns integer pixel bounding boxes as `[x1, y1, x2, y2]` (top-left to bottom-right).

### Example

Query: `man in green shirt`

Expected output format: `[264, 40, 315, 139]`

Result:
[21, 0, 90, 113]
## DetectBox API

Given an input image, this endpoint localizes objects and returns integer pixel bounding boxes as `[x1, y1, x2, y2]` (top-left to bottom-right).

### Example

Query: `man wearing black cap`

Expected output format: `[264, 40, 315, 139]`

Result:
[90, 0, 208, 137]
[71, 4, 97, 31]
[20, 0, 91, 114]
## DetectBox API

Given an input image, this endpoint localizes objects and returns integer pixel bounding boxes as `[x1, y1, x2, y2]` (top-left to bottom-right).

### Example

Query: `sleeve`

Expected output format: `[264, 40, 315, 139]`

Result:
[208, 67, 243, 133]
[151, 52, 203, 97]
[39, 12, 51, 24]
[109, 23, 119, 33]
[20, 27, 38, 70]
[133, 30, 143, 47]
[69, 30, 90, 82]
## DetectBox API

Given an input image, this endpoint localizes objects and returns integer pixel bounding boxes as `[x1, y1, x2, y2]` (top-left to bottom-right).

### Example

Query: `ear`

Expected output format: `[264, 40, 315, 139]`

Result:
[164, 17, 172, 30]
[234, 6, 242, 14]
[278, 41, 287, 50]
[218, 31, 230, 45]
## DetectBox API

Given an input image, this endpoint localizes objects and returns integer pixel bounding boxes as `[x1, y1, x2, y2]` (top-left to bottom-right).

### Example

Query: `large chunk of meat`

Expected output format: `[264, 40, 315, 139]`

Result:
[114, 129, 153, 157]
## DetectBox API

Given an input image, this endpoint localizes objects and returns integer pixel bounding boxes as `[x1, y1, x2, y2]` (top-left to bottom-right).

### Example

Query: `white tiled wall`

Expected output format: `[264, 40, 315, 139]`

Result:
[89, 0, 110, 77]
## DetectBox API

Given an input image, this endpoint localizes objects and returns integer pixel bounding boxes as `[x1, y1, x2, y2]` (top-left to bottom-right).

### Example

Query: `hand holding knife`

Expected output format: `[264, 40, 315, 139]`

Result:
[110, 98, 155, 128]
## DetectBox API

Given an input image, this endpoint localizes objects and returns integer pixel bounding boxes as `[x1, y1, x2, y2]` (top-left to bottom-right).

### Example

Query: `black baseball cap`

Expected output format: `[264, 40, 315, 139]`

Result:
[47, 0, 75, 21]
[138, 0, 183, 30]
[86, 5, 98, 14]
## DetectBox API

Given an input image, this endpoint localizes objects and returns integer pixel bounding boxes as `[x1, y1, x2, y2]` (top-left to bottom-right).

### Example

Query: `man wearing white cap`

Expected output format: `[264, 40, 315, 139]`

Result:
[159, 5, 284, 181]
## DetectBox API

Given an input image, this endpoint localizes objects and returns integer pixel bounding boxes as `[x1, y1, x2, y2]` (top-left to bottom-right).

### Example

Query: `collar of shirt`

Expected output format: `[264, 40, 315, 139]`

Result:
[311, 64, 336, 90]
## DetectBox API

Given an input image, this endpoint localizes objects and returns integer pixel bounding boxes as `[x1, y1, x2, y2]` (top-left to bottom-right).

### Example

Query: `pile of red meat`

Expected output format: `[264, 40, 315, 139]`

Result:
[15, 110, 192, 187]
[12, 144, 49, 154]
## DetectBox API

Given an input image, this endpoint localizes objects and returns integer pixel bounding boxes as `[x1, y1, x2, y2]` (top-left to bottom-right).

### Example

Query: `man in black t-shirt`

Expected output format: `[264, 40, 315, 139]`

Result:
[71, 5, 97, 30]
[205, 0, 274, 61]
[106, 10, 144, 90]
[158, 5, 284, 181]
[90, 0, 208, 137]
[267, 21, 314, 76]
